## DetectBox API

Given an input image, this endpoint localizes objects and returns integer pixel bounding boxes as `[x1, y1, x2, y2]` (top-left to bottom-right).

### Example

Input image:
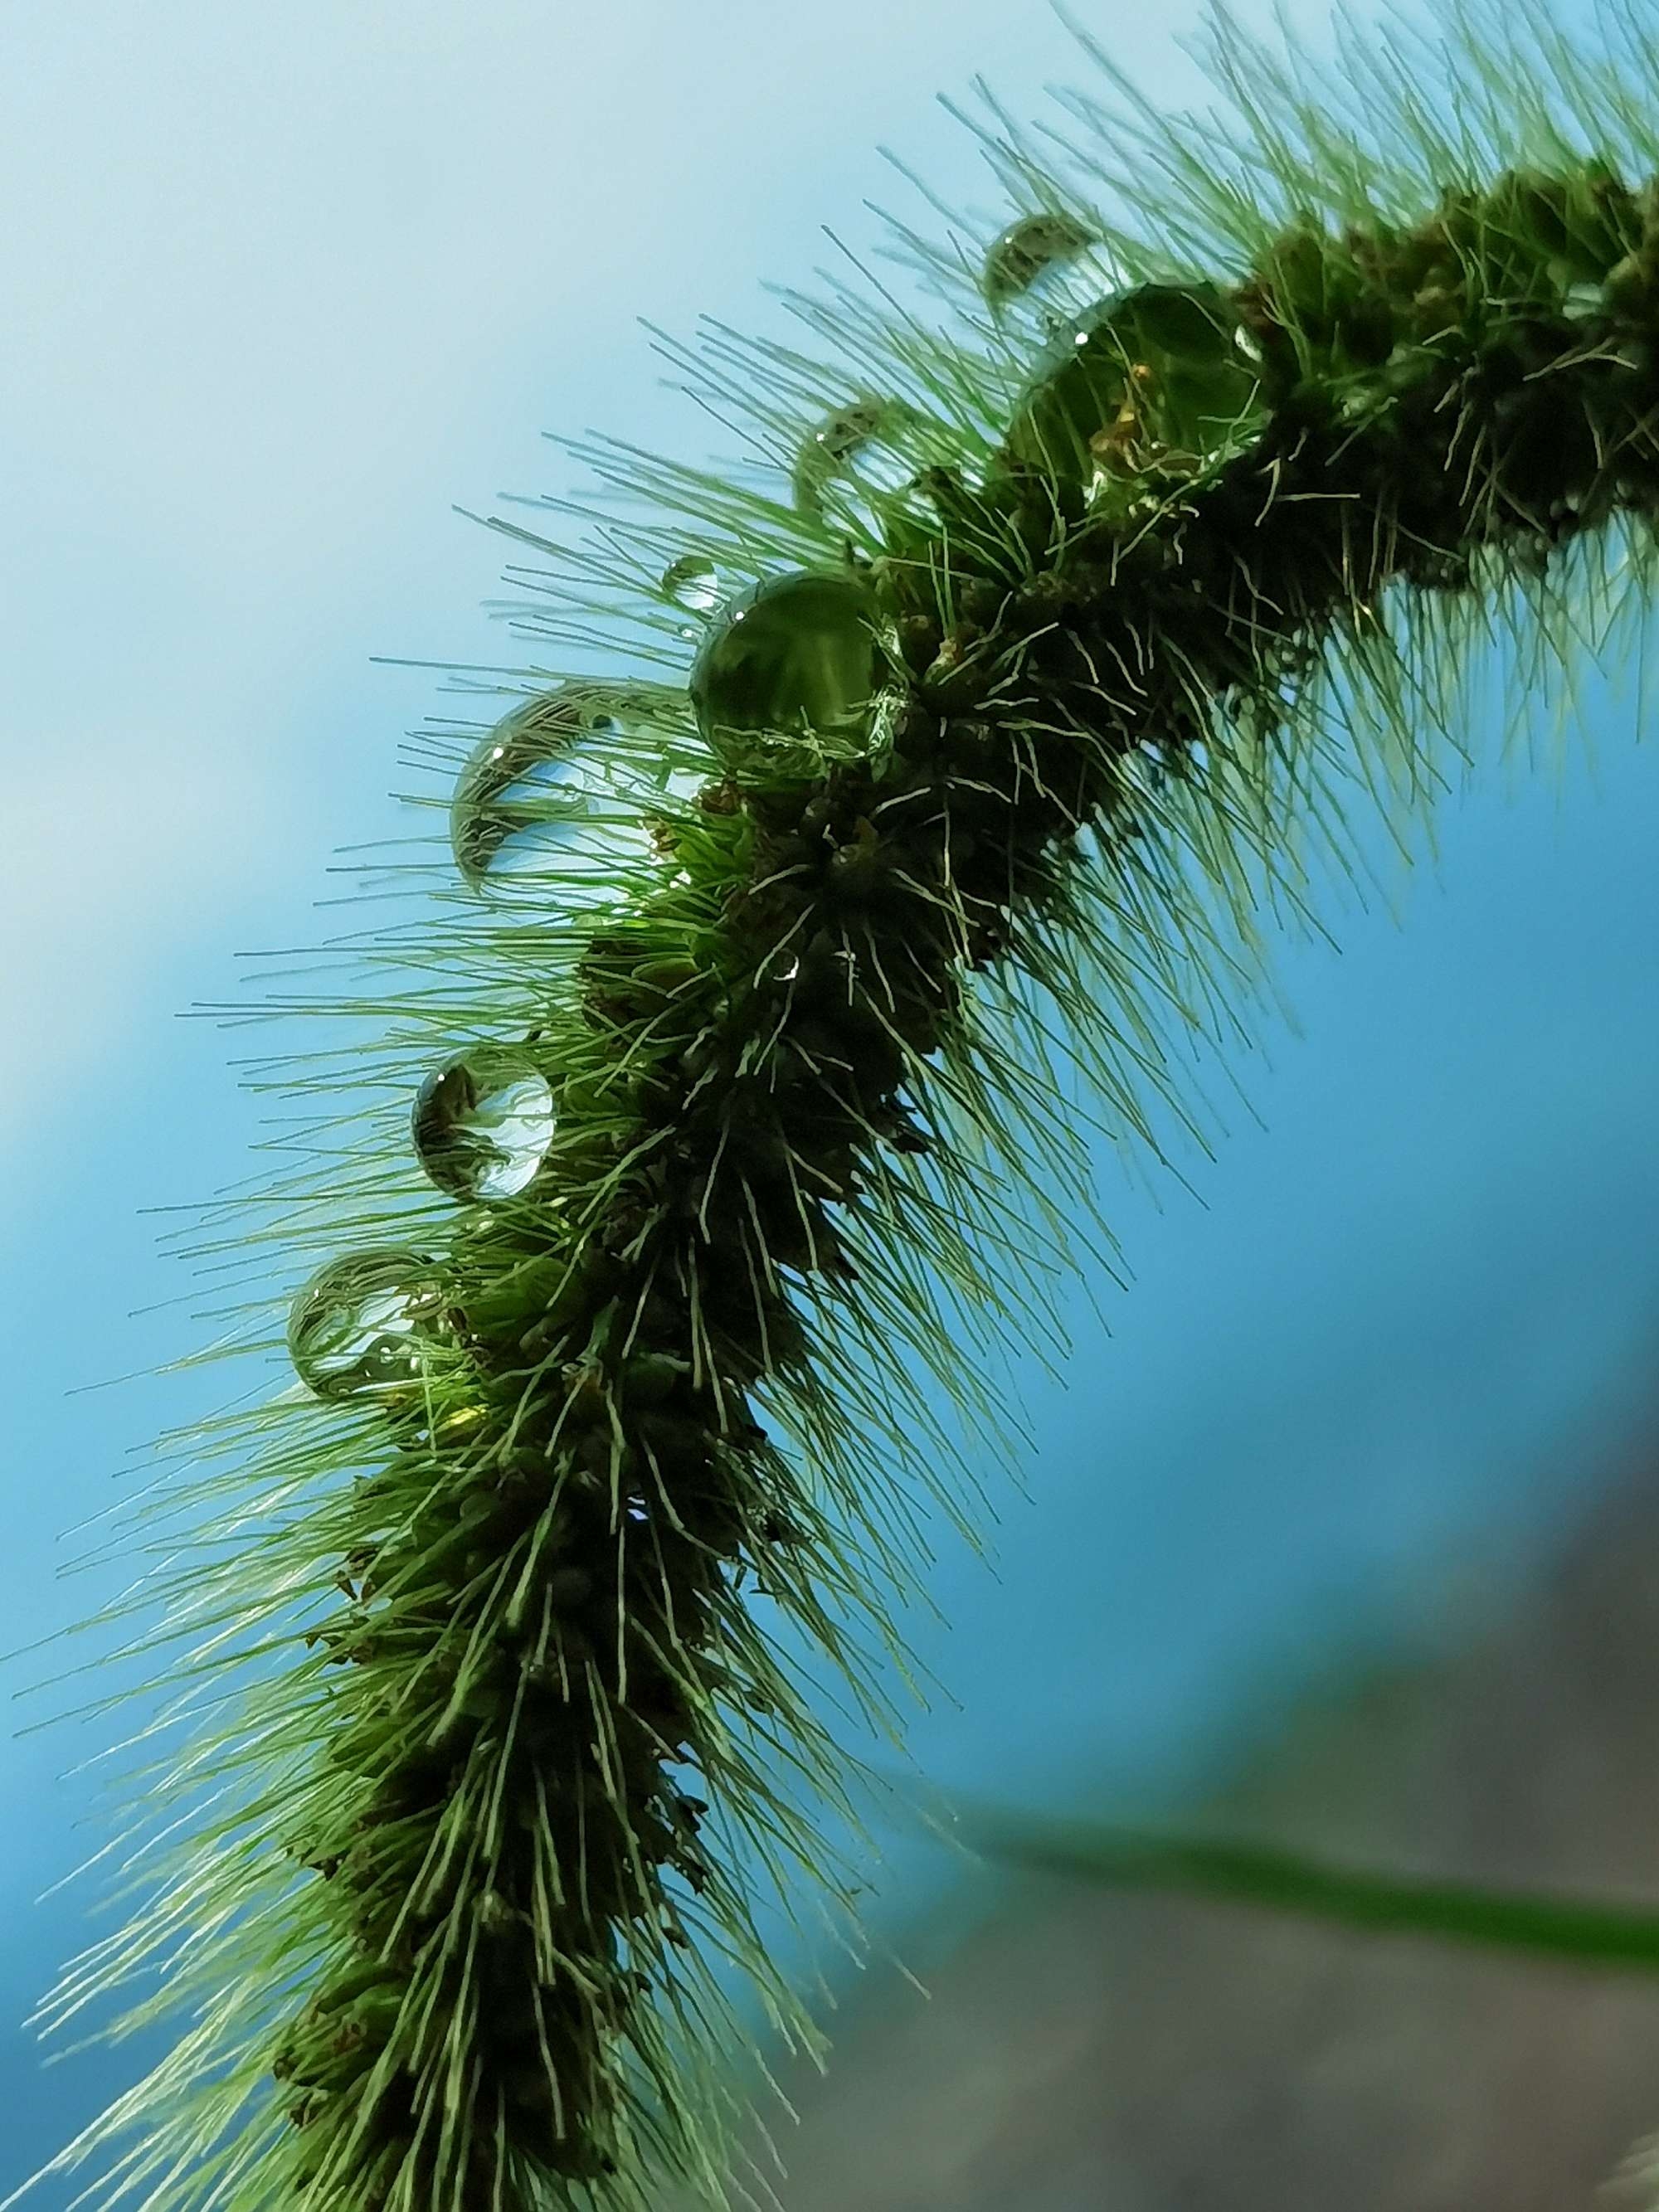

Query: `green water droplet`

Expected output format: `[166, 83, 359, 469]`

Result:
[792, 398, 953, 538]
[412, 1048, 557, 1202]
[982, 211, 1128, 332]
[688, 571, 898, 780]
[450, 682, 699, 892]
[659, 555, 722, 616]
[1004, 281, 1267, 493]
[288, 1249, 448, 1403]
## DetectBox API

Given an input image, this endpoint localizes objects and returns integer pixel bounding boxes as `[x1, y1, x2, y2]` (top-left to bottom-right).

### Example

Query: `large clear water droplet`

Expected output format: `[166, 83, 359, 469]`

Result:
[659, 555, 722, 618]
[1004, 281, 1267, 495]
[450, 682, 701, 893]
[688, 571, 898, 780]
[288, 1249, 449, 1403]
[982, 211, 1129, 336]
[792, 398, 952, 540]
[412, 1048, 556, 1202]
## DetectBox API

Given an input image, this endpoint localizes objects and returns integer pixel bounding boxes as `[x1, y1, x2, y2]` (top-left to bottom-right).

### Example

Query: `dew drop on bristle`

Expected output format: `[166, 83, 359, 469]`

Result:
[761, 943, 803, 985]
[287, 1249, 448, 1402]
[412, 1049, 557, 1203]
[1004, 281, 1267, 495]
[450, 682, 701, 894]
[659, 555, 722, 615]
[689, 571, 898, 778]
[981, 211, 1130, 334]
[791, 398, 951, 537]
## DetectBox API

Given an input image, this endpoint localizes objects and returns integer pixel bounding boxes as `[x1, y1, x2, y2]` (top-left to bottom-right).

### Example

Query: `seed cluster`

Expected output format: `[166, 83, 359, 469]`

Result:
[260, 163, 1659, 2209]
[24, 12, 1659, 2212]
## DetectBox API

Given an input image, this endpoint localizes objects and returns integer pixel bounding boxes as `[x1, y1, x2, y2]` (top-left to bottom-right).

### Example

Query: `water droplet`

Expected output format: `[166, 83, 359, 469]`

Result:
[1004, 282, 1267, 495]
[982, 211, 1129, 334]
[689, 571, 899, 780]
[791, 398, 951, 539]
[288, 1249, 449, 1403]
[412, 1048, 557, 1202]
[450, 682, 700, 892]
[659, 555, 721, 616]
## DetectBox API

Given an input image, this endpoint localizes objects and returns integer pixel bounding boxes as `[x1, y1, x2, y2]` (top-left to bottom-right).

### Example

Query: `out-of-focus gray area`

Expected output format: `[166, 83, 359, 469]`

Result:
[738, 1398, 1659, 2211]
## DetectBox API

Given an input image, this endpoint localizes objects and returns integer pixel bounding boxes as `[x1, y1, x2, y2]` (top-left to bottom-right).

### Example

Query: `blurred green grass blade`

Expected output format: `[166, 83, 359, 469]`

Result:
[967, 1808, 1659, 1973]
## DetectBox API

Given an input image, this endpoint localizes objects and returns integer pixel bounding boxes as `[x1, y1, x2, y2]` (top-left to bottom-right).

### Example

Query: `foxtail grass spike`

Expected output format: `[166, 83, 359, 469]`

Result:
[17, 1, 1659, 2208]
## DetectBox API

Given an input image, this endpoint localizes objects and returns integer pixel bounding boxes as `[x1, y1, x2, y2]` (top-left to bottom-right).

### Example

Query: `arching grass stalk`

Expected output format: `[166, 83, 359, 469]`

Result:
[13, 0, 1659, 2206]
[966, 1806, 1659, 1973]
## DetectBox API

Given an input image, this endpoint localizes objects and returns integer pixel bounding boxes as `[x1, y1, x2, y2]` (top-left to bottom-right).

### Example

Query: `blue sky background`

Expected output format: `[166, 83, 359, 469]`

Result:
[3, 0, 1655, 2200]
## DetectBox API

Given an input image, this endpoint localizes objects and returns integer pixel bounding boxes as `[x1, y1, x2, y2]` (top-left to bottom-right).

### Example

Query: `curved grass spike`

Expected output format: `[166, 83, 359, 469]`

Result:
[15, 0, 1659, 2206]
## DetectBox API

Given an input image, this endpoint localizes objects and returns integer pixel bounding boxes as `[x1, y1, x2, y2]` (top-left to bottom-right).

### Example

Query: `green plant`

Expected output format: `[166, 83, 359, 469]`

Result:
[14, 1, 1659, 2208]
[963, 1803, 1659, 1972]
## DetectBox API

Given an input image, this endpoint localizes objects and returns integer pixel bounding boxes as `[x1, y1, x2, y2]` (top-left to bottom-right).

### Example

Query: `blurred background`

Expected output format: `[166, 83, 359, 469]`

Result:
[3, 2, 1657, 2206]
